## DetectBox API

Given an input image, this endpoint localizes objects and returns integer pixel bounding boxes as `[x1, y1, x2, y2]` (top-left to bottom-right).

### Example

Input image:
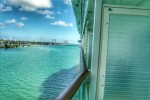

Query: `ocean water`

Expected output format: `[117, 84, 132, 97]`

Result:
[0, 46, 80, 100]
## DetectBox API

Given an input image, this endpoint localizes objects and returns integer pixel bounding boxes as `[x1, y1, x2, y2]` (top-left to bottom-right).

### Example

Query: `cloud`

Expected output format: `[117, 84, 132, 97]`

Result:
[51, 20, 73, 27]
[45, 15, 54, 19]
[0, 23, 5, 28]
[57, 11, 61, 14]
[0, 3, 12, 12]
[16, 22, 25, 28]
[5, 19, 16, 24]
[36, 10, 54, 19]
[21, 17, 29, 20]
[36, 10, 53, 15]
[64, 0, 71, 5]
[4, 19, 25, 28]
[8, 0, 53, 11]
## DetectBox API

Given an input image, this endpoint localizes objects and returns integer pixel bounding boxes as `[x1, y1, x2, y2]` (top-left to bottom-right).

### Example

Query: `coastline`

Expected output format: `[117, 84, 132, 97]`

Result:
[0, 39, 71, 49]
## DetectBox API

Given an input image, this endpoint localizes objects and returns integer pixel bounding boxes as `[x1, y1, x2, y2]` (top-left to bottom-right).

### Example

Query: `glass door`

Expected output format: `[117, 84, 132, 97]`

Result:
[99, 6, 150, 100]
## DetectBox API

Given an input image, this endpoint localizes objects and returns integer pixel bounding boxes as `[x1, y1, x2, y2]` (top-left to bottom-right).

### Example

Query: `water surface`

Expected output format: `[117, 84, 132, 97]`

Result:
[0, 46, 80, 100]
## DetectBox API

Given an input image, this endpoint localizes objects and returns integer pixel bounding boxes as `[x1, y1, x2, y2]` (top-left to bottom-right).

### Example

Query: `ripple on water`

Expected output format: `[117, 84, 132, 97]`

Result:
[0, 46, 80, 100]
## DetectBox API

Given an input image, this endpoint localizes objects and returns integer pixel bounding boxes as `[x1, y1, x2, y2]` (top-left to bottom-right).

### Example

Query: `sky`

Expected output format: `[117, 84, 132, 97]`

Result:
[0, 0, 80, 43]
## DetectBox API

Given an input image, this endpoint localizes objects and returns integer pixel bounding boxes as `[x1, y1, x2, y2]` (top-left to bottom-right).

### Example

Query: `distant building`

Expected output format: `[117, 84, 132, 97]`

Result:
[66, 40, 68, 44]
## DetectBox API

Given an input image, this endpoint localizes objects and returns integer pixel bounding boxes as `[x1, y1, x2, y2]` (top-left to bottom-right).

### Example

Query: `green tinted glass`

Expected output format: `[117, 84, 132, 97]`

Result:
[104, 14, 150, 100]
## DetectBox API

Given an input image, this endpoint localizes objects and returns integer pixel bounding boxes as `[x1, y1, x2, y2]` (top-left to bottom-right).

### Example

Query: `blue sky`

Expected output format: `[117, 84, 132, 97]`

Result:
[0, 0, 80, 43]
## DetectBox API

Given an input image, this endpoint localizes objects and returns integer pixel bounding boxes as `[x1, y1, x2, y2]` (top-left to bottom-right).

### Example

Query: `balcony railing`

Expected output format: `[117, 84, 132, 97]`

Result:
[56, 49, 89, 100]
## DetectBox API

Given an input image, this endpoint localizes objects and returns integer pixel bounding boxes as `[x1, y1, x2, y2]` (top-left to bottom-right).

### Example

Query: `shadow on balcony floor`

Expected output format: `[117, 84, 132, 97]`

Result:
[39, 65, 78, 100]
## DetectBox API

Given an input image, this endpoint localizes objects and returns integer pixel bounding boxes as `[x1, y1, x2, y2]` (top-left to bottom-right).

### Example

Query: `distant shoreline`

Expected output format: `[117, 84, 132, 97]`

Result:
[0, 39, 71, 49]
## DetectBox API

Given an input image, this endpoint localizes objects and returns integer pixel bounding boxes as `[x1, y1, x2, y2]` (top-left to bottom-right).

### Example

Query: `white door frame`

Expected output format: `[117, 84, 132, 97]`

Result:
[98, 5, 150, 100]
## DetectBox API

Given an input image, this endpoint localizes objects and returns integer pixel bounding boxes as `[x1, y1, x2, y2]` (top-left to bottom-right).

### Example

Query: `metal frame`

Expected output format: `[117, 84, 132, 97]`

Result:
[98, 5, 150, 100]
[90, 0, 103, 100]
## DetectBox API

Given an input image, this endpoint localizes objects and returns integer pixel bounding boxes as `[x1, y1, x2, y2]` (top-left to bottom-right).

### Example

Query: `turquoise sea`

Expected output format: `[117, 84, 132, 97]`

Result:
[0, 46, 80, 100]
